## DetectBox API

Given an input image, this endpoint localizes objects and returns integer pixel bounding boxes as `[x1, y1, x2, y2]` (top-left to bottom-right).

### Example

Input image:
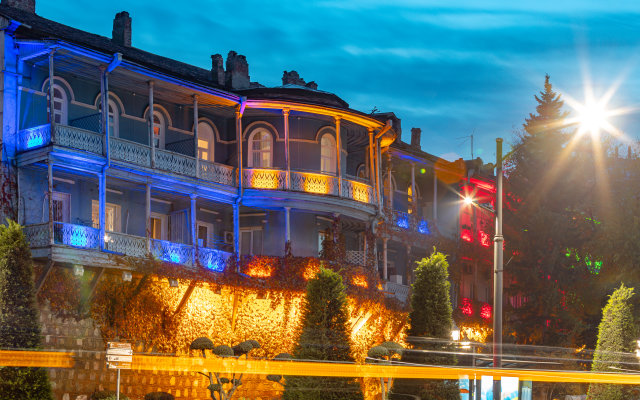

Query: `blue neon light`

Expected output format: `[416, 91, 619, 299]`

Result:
[396, 214, 410, 229]
[62, 225, 98, 248]
[169, 251, 181, 263]
[418, 219, 430, 234]
[26, 135, 44, 148]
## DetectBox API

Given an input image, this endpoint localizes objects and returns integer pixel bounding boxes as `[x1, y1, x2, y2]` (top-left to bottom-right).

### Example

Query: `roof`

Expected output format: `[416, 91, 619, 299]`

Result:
[236, 85, 349, 109]
[0, 5, 224, 91]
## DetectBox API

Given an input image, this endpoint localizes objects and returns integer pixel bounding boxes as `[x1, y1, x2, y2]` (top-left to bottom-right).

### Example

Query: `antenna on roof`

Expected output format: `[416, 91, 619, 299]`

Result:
[370, 106, 379, 114]
[456, 129, 475, 159]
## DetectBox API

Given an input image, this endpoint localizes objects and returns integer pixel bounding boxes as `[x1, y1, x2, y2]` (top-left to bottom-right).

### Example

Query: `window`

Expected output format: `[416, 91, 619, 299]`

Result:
[240, 227, 263, 256]
[196, 221, 214, 248]
[248, 128, 272, 168]
[318, 230, 329, 256]
[320, 133, 336, 174]
[47, 84, 68, 125]
[356, 164, 367, 179]
[99, 99, 119, 137]
[150, 213, 167, 240]
[197, 122, 215, 162]
[152, 110, 165, 149]
[52, 192, 70, 223]
[91, 201, 121, 232]
[408, 187, 413, 214]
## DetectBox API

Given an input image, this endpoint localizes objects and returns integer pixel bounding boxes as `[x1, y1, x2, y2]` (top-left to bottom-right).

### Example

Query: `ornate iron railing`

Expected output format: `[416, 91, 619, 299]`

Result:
[290, 171, 339, 196]
[110, 137, 152, 167]
[55, 125, 103, 155]
[243, 168, 287, 190]
[22, 223, 49, 247]
[385, 281, 410, 303]
[200, 160, 235, 186]
[53, 222, 100, 249]
[155, 149, 197, 176]
[198, 247, 231, 271]
[104, 232, 148, 258]
[392, 211, 430, 234]
[151, 239, 194, 266]
[69, 113, 101, 134]
[17, 124, 51, 152]
[345, 250, 366, 266]
[342, 178, 374, 204]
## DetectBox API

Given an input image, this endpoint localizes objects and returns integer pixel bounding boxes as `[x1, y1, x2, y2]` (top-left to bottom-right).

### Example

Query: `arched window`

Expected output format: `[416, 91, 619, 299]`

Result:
[99, 99, 119, 137]
[48, 84, 68, 125]
[152, 110, 165, 149]
[248, 128, 272, 168]
[320, 133, 336, 174]
[197, 122, 215, 161]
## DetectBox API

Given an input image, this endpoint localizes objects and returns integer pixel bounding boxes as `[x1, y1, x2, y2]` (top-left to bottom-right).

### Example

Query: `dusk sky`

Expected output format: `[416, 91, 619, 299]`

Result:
[39, 1, 640, 161]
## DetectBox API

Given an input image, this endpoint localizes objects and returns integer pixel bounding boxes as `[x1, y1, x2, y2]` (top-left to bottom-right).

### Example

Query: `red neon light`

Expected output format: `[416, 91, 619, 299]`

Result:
[480, 303, 492, 320]
[461, 298, 473, 316]
[470, 177, 496, 193]
[461, 229, 473, 242]
[479, 230, 491, 247]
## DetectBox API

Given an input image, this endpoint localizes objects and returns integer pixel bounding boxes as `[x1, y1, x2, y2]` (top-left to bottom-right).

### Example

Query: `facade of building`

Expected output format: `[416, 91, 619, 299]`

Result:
[0, 0, 496, 397]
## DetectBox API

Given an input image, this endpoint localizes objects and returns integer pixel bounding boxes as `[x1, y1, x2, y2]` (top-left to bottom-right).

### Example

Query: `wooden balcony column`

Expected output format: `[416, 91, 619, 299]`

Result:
[335, 116, 342, 196]
[193, 95, 199, 178]
[285, 206, 291, 244]
[283, 108, 290, 189]
[47, 160, 53, 245]
[382, 237, 388, 280]
[98, 172, 106, 251]
[148, 81, 155, 167]
[99, 66, 110, 158]
[190, 194, 197, 265]
[145, 183, 151, 253]
[411, 162, 416, 214]
[48, 49, 56, 142]
[367, 127, 375, 190]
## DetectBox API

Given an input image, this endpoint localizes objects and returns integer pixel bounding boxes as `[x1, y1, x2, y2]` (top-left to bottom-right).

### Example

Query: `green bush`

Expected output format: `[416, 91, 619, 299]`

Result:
[0, 221, 52, 400]
[283, 268, 364, 400]
[144, 392, 174, 400]
[90, 390, 130, 400]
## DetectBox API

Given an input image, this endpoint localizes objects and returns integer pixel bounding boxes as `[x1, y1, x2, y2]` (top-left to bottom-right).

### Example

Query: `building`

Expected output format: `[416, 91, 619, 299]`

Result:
[0, 0, 495, 397]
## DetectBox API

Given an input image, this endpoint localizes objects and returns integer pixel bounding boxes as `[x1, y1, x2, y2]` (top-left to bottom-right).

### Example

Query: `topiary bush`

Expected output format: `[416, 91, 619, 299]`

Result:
[144, 392, 175, 400]
[90, 390, 130, 400]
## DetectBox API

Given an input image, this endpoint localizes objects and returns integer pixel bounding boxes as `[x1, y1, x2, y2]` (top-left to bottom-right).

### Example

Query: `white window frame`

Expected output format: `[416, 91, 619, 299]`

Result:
[91, 200, 122, 232]
[152, 110, 165, 149]
[150, 212, 168, 240]
[318, 230, 328, 256]
[52, 192, 70, 223]
[196, 221, 214, 248]
[247, 128, 273, 168]
[48, 84, 68, 125]
[197, 121, 215, 162]
[99, 99, 120, 138]
[320, 133, 337, 174]
[240, 226, 263, 256]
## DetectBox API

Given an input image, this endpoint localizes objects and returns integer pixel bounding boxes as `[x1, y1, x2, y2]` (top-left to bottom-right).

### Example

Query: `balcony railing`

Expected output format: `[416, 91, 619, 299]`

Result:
[392, 211, 430, 234]
[23, 223, 49, 248]
[104, 232, 147, 258]
[53, 222, 100, 249]
[384, 281, 410, 303]
[244, 168, 375, 205]
[345, 250, 366, 266]
[198, 247, 232, 272]
[17, 124, 375, 205]
[151, 239, 195, 267]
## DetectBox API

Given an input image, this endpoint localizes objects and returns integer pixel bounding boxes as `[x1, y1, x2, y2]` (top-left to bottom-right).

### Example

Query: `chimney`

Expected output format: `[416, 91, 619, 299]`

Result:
[3, 0, 35, 13]
[410, 128, 421, 149]
[225, 51, 250, 90]
[211, 54, 224, 86]
[112, 11, 132, 47]
[282, 70, 318, 89]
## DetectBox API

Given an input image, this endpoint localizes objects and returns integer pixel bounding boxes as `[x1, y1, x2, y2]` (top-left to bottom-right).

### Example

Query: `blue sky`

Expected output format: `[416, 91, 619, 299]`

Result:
[39, 1, 640, 161]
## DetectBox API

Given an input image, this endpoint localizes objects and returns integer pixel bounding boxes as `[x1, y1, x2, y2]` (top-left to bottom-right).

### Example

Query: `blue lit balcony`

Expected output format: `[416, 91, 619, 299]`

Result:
[392, 211, 430, 235]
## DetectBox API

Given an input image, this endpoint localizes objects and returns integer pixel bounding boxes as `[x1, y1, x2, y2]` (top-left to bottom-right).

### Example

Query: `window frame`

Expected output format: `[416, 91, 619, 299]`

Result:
[150, 212, 168, 240]
[152, 110, 165, 149]
[196, 220, 215, 248]
[247, 128, 273, 168]
[51, 192, 70, 223]
[91, 200, 122, 232]
[48, 84, 68, 125]
[320, 133, 337, 175]
[197, 121, 215, 162]
[240, 226, 263, 256]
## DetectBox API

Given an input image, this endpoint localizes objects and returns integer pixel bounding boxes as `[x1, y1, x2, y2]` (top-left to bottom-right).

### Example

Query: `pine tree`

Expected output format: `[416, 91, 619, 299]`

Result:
[389, 250, 458, 400]
[504, 75, 597, 347]
[282, 268, 363, 400]
[0, 220, 53, 399]
[588, 284, 637, 400]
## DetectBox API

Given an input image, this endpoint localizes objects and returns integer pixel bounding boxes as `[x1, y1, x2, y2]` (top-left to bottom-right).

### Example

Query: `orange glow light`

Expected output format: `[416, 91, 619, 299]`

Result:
[303, 262, 321, 280]
[302, 173, 329, 194]
[351, 274, 368, 288]
[250, 169, 281, 190]
[352, 182, 370, 203]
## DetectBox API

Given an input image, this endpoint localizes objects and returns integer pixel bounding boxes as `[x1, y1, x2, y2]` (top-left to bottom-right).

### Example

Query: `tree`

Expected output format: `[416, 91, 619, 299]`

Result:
[390, 250, 459, 400]
[282, 268, 364, 400]
[504, 75, 598, 348]
[588, 284, 637, 400]
[189, 337, 261, 400]
[367, 342, 403, 400]
[0, 221, 53, 400]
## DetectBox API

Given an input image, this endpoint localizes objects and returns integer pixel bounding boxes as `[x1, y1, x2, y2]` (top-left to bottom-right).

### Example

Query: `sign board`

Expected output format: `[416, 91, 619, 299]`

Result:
[107, 355, 133, 363]
[106, 342, 132, 370]
[107, 361, 132, 370]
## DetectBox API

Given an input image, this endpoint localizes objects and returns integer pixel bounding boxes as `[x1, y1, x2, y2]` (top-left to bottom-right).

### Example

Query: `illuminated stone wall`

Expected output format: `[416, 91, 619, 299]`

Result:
[39, 273, 407, 399]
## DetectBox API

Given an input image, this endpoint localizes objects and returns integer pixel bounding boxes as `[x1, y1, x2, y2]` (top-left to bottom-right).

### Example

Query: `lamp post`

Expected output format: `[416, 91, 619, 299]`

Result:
[493, 138, 504, 397]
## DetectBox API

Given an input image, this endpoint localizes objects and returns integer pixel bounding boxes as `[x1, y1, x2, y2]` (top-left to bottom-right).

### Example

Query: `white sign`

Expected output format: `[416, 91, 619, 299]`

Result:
[106, 348, 133, 356]
[107, 362, 132, 370]
[107, 355, 133, 363]
[107, 342, 132, 349]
